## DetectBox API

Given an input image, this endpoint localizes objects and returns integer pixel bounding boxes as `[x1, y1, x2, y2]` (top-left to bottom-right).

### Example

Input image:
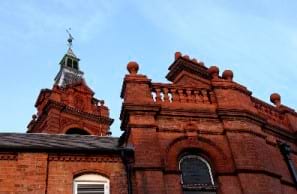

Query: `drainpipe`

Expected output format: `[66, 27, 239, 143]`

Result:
[278, 142, 297, 186]
[121, 149, 134, 194]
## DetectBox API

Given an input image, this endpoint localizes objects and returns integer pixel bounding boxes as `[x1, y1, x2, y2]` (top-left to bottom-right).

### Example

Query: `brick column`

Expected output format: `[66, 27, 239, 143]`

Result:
[121, 62, 165, 194]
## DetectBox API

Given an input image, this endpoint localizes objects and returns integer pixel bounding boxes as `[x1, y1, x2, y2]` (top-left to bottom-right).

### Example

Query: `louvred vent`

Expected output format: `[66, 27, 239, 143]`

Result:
[77, 184, 105, 194]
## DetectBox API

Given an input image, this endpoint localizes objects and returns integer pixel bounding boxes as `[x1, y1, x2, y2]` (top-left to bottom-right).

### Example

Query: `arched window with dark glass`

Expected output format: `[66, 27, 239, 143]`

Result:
[179, 154, 217, 194]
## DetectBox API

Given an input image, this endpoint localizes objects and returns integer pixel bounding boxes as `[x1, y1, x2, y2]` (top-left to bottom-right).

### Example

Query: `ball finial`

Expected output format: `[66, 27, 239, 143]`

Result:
[270, 93, 281, 107]
[175, 52, 182, 60]
[127, 61, 139, 75]
[32, 114, 37, 120]
[222, 70, 233, 81]
[208, 66, 220, 79]
[199, 61, 205, 66]
[183, 55, 190, 60]
[192, 58, 198, 63]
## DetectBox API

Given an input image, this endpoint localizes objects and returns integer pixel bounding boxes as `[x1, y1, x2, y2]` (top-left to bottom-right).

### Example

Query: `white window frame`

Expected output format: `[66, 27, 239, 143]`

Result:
[73, 174, 110, 194]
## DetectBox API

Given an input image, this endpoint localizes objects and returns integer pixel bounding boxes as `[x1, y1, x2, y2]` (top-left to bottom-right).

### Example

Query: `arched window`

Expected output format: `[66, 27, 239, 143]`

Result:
[179, 154, 216, 194]
[74, 174, 109, 194]
[66, 128, 90, 135]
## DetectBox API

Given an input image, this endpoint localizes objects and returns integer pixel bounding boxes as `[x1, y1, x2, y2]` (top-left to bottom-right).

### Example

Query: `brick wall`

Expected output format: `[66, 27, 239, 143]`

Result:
[0, 153, 127, 194]
[120, 56, 297, 194]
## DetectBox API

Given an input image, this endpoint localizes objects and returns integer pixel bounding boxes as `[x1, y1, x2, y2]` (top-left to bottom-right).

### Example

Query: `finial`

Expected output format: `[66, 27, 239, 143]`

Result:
[183, 55, 190, 60]
[208, 66, 220, 79]
[270, 93, 281, 107]
[127, 61, 139, 75]
[32, 114, 37, 121]
[222, 70, 234, 81]
[199, 61, 205, 66]
[66, 28, 74, 48]
[175, 52, 182, 60]
[192, 58, 198, 63]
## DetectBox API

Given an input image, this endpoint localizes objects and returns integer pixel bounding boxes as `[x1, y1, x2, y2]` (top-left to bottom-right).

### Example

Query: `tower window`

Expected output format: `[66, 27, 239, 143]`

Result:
[74, 174, 109, 194]
[67, 58, 73, 68]
[73, 61, 78, 70]
[179, 154, 216, 194]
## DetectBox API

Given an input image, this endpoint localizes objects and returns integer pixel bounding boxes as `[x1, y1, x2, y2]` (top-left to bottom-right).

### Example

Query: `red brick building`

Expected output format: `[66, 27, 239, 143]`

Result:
[0, 46, 296, 194]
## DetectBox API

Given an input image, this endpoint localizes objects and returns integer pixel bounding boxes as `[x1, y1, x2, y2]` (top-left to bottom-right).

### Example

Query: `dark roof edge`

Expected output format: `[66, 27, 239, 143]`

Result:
[0, 133, 134, 154]
[0, 146, 133, 154]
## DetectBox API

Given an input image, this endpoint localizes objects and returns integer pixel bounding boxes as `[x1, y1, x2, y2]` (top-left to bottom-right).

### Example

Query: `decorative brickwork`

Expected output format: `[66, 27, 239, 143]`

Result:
[0, 152, 17, 160]
[120, 52, 297, 194]
[48, 154, 122, 163]
[27, 48, 113, 135]
[0, 51, 296, 194]
[0, 152, 128, 194]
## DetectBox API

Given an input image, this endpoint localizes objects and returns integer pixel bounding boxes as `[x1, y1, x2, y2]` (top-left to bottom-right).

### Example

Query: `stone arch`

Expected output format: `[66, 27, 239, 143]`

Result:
[165, 136, 235, 174]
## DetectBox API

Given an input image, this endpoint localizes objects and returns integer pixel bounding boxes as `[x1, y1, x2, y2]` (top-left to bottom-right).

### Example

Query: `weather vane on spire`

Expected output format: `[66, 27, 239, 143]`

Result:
[66, 28, 74, 48]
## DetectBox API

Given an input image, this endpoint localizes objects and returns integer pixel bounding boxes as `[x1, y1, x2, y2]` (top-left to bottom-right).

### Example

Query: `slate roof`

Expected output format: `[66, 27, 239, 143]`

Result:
[0, 133, 130, 153]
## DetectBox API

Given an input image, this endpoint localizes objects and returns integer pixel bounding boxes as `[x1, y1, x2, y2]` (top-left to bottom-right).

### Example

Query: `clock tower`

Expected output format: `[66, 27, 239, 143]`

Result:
[27, 36, 113, 135]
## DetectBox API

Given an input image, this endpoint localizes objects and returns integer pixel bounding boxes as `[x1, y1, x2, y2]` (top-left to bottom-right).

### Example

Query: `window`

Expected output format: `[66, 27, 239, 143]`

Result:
[67, 58, 73, 68]
[73, 60, 78, 70]
[74, 174, 109, 194]
[179, 155, 216, 194]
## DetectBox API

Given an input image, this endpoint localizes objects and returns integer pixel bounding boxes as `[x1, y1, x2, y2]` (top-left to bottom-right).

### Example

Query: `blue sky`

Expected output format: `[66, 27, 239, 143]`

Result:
[0, 0, 296, 136]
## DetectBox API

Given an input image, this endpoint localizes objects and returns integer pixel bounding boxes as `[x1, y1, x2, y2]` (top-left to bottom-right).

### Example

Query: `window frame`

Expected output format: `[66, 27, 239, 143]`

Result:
[73, 174, 110, 194]
[179, 154, 217, 193]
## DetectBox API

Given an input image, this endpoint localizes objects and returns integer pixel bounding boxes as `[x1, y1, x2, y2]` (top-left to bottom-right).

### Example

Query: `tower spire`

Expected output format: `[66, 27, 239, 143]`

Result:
[27, 30, 113, 135]
[54, 29, 83, 87]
